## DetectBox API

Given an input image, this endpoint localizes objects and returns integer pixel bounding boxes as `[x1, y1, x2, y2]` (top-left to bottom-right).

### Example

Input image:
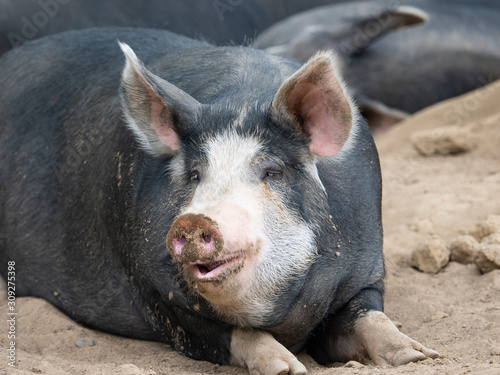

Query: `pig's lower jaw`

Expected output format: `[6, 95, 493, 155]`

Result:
[183, 253, 248, 303]
[188, 254, 244, 282]
[183, 254, 274, 328]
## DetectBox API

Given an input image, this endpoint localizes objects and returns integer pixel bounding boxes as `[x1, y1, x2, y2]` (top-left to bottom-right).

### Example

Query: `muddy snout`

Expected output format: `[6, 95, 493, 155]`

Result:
[166, 213, 224, 264]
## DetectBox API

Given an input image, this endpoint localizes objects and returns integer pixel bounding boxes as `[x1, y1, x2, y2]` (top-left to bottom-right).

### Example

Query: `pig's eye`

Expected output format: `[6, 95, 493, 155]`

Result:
[263, 170, 282, 180]
[190, 171, 200, 182]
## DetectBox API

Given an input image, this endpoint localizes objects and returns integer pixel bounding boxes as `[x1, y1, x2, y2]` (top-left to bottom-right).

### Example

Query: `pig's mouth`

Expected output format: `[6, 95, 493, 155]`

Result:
[189, 253, 244, 281]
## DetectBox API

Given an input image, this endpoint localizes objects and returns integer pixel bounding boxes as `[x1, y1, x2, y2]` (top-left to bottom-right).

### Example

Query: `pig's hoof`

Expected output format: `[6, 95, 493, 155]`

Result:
[289, 359, 307, 375]
[389, 344, 439, 366]
[231, 328, 307, 375]
[386, 333, 439, 366]
[264, 359, 306, 375]
[356, 311, 439, 366]
[264, 359, 289, 375]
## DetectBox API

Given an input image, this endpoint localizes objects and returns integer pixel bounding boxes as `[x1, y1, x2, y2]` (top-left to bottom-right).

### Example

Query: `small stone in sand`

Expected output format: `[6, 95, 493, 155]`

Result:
[74, 338, 95, 348]
[411, 235, 450, 273]
[344, 361, 364, 368]
[475, 244, 500, 274]
[411, 126, 476, 156]
[450, 235, 479, 264]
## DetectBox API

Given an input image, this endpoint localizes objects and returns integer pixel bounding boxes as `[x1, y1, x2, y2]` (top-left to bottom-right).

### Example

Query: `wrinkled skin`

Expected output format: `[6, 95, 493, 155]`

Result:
[0, 28, 437, 374]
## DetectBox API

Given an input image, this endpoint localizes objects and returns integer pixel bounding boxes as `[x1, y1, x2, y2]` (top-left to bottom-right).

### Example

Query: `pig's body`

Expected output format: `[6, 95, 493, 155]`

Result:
[0, 0, 349, 56]
[254, 0, 500, 128]
[0, 28, 437, 374]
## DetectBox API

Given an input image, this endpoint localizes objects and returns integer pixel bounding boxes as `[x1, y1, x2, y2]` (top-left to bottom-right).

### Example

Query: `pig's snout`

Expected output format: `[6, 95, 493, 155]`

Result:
[166, 213, 224, 263]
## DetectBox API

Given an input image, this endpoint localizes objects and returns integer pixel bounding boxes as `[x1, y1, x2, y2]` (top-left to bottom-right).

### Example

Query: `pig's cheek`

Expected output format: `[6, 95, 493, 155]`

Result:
[230, 246, 263, 290]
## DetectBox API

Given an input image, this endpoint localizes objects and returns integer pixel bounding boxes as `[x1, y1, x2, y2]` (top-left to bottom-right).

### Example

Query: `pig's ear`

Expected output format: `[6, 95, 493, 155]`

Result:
[271, 51, 354, 157]
[119, 42, 202, 156]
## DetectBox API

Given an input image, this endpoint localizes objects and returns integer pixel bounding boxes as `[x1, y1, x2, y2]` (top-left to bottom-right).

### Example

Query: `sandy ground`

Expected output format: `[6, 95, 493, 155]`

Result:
[1, 81, 500, 375]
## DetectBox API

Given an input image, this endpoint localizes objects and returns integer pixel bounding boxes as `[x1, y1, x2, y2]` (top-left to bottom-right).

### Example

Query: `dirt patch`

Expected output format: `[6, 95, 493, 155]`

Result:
[2, 81, 500, 374]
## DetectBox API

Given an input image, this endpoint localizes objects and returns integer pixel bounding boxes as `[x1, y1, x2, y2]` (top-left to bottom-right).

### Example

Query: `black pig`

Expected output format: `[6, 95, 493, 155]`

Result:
[0, 0, 351, 56]
[254, 0, 500, 133]
[0, 28, 438, 374]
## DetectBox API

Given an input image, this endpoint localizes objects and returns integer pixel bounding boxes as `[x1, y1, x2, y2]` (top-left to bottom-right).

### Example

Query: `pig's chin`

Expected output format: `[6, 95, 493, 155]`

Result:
[182, 247, 266, 326]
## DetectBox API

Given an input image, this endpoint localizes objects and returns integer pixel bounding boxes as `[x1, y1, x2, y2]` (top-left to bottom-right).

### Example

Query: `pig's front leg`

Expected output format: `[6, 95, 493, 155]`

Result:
[230, 328, 307, 375]
[351, 310, 439, 366]
[308, 287, 438, 366]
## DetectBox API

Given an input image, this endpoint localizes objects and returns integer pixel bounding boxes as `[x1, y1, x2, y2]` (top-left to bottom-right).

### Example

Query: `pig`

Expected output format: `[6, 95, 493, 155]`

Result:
[254, 0, 500, 133]
[0, 0, 351, 56]
[0, 27, 438, 374]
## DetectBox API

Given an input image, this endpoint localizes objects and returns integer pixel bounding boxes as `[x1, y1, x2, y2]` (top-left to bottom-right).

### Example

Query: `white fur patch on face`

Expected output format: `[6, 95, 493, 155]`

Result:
[201, 131, 264, 200]
[178, 131, 318, 327]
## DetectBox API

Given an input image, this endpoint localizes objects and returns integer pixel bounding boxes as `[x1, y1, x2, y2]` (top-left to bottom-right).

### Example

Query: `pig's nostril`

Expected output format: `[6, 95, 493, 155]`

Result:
[173, 236, 186, 254]
[201, 233, 212, 244]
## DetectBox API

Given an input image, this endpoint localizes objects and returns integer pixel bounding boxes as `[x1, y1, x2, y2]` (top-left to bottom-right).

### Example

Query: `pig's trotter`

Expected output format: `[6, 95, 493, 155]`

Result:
[230, 329, 307, 375]
[355, 311, 439, 366]
[308, 287, 438, 367]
